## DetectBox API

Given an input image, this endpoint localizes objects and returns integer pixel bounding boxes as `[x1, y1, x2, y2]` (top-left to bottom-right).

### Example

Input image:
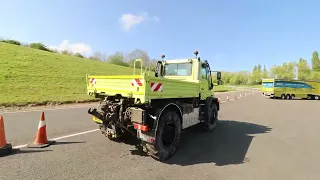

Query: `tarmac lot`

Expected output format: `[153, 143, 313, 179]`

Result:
[1, 91, 320, 180]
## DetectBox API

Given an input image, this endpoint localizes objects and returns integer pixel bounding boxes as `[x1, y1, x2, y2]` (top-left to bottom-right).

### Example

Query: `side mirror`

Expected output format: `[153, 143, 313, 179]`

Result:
[217, 71, 221, 80]
[155, 61, 163, 77]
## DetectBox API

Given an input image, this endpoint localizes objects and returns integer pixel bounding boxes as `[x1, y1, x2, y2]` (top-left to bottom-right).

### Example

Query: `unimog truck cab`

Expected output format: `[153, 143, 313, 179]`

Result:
[87, 51, 222, 161]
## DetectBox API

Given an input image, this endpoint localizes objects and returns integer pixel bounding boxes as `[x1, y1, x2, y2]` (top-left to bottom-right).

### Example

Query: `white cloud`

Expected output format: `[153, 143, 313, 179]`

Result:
[49, 40, 92, 55]
[119, 13, 160, 32]
[153, 16, 160, 21]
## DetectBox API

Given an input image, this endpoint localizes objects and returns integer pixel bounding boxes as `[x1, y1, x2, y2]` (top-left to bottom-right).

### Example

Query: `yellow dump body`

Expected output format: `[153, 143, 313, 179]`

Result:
[86, 74, 200, 104]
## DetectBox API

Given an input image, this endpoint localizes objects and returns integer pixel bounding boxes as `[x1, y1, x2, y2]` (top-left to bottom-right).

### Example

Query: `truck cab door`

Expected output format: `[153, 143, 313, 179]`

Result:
[200, 64, 213, 99]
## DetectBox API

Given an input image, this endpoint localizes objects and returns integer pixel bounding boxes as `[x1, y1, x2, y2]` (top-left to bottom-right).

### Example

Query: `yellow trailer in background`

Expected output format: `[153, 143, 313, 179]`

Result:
[272, 79, 320, 100]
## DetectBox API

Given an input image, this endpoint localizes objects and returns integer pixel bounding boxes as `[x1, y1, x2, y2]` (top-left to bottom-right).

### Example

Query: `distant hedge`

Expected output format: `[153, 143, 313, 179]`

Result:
[0, 39, 21, 46]
[28, 42, 51, 52]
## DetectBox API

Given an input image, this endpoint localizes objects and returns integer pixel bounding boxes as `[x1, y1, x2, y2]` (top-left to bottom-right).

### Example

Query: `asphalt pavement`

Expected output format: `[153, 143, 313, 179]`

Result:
[2, 89, 320, 180]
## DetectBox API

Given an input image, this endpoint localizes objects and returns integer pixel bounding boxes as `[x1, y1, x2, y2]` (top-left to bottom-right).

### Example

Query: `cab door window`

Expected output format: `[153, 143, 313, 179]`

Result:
[201, 65, 207, 79]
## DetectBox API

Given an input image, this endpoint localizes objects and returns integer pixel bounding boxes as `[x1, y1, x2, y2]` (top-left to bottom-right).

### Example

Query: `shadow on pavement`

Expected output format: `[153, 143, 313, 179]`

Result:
[0, 148, 53, 158]
[52, 141, 86, 145]
[165, 120, 272, 166]
[128, 120, 272, 164]
[111, 134, 141, 146]
[0, 141, 85, 157]
[130, 145, 149, 157]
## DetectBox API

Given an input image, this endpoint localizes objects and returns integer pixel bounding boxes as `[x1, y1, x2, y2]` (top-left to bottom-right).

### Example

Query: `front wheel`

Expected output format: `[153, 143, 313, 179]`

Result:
[204, 103, 219, 131]
[146, 110, 182, 161]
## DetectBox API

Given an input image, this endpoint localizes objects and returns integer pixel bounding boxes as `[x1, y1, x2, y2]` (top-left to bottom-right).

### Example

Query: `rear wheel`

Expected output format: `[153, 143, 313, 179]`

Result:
[281, 94, 286, 99]
[291, 94, 295, 99]
[146, 110, 182, 161]
[315, 96, 320, 100]
[286, 94, 291, 100]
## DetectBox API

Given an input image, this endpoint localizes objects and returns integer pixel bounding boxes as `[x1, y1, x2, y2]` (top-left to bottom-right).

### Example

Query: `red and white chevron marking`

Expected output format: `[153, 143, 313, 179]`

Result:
[131, 79, 143, 86]
[89, 78, 96, 84]
[151, 82, 163, 92]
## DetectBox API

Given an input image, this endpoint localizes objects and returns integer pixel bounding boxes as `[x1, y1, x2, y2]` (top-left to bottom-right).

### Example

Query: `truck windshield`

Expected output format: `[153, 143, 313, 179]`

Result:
[164, 63, 192, 76]
[262, 82, 274, 88]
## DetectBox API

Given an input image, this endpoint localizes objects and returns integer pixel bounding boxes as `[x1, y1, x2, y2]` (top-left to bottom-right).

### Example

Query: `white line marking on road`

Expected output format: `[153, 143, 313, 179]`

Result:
[0, 104, 97, 115]
[51, 129, 100, 141]
[13, 129, 100, 149]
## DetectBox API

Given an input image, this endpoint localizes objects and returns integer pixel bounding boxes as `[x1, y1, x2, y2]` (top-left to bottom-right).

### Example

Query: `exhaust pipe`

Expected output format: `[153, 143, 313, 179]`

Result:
[88, 108, 104, 121]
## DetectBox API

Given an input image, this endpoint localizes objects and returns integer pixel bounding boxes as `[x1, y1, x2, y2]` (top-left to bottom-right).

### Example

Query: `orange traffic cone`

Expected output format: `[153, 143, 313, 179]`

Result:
[227, 96, 230, 102]
[27, 112, 55, 148]
[234, 95, 237, 100]
[0, 116, 13, 155]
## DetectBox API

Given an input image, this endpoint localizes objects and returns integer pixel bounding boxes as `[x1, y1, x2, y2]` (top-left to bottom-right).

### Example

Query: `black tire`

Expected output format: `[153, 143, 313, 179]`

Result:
[291, 94, 295, 99]
[315, 96, 320, 100]
[281, 94, 286, 99]
[204, 102, 219, 131]
[146, 110, 182, 161]
[286, 94, 291, 100]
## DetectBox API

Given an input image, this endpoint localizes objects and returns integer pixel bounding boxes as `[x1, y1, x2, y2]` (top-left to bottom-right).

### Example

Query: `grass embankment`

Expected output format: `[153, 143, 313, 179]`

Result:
[0, 42, 231, 107]
[0, 42, 135, 107]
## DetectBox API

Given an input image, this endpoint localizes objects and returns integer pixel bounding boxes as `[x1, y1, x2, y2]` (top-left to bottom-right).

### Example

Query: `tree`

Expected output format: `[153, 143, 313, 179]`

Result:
[269, 65, 279, 78]
[74, 53, 84, 58]
[284, 62, 296, 79]
[297, 58, 311, 80]
[311, 51, 320, 72]
[89, 52, 106, 61]
[251, 64, 262, 84]
[311, 71, 320, 80]
[125, 49, 150, 68]
[262, 65, 268, 78]
[107, 52, 129, 67]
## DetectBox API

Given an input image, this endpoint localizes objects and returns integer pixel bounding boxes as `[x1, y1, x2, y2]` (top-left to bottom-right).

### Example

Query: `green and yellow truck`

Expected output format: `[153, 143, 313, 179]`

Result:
[261, 78, 320, 100]
[86, 51, 222, 161]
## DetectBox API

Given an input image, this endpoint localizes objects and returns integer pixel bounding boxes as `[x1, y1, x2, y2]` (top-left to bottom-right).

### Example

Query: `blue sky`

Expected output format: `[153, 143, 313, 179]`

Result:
[1, 0, 320, 72]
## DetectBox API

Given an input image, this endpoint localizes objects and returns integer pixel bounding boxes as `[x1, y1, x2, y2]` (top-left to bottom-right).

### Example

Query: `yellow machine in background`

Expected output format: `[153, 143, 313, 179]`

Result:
[261, 78, 275, 97]
[261, 78, 320, 100]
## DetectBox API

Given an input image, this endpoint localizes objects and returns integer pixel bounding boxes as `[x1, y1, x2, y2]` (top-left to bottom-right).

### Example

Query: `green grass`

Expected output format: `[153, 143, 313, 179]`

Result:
[213, 85, 235, 92]
[234, 84, 261, 88]
[0, 42, 231, 107]
[0, 42, 135, 107]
